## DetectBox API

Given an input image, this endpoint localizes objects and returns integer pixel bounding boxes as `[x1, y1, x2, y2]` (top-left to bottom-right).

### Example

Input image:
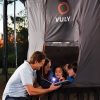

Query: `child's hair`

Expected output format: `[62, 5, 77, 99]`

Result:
[43, 58, 50, 68]
[68, 63, 77, 73]
[42, 58, 51, 77]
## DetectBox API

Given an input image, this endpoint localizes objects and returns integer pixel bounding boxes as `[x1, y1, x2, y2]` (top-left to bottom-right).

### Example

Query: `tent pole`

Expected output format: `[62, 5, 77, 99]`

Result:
[3, 0, 8, 82]
[14, 0, 18, 68]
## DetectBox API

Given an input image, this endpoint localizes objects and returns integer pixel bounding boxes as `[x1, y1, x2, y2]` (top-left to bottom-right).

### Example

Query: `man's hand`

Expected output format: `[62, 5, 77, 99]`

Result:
[25, 84, 60, 96]
[48, 84, 61, 91]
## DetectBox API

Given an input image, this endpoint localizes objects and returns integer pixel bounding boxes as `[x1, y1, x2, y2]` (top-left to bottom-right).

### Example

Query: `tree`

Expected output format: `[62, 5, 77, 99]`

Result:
[1, 0, 28, 71]
[8, 10, 28, 66]
[17, 27, 28, 65]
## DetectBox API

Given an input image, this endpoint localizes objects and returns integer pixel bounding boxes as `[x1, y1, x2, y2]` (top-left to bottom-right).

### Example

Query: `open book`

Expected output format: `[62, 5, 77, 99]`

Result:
[41, 77, 71, 86]
[54, 80, 71, 86]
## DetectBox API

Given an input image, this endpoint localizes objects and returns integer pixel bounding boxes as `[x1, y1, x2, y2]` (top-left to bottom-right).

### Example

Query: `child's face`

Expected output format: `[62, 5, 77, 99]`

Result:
[55, 67, 63, 79]
[67, 69, 75, 77]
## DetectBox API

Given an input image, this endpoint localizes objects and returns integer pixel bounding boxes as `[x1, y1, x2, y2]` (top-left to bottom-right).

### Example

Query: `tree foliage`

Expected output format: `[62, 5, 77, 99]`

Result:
[8, 14, 28, 67]
[0, 0, 28, 68]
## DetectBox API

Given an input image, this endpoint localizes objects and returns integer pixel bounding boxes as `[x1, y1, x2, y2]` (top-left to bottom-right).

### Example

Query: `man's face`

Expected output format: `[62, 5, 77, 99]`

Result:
[35, 59, 45, 70]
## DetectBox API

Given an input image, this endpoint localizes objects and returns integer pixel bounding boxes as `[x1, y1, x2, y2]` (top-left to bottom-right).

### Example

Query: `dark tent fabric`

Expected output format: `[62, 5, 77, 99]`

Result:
[74, 0, 100, 86]
[21, 0, 100, 86]
[44, 0, 79, 42]
[25, 0, 79, 59]
[20, 0, 79, 42]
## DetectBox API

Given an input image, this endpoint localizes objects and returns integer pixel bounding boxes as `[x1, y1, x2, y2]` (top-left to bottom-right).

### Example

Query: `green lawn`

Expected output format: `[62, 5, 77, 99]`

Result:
[0, 69, 2, 74]
[0, 68, 16, 100]
[0, 68, 16, 74]
[0, 75, 5, 100]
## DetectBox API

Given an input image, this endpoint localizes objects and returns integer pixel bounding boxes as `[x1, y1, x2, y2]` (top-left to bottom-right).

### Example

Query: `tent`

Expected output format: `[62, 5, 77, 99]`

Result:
[74, 0, 100, 86]
[20, 0, 100, 86]
[25, 0, 79, 59]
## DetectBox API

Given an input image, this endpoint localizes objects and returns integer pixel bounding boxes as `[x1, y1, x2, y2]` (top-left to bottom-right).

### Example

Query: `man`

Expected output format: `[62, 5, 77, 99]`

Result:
[2, 51, 60, 100]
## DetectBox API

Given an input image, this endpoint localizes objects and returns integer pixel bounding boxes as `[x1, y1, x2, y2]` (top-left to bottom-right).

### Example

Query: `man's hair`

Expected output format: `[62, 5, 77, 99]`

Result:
[29, 51, 45, 64]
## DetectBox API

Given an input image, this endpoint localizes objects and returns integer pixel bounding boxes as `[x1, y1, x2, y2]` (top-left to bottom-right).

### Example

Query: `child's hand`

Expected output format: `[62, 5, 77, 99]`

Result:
[59, 76, 65, 81]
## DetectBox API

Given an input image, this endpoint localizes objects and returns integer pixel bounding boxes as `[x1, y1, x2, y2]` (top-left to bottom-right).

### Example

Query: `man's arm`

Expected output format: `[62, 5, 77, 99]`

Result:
[25, 84, 60, 96]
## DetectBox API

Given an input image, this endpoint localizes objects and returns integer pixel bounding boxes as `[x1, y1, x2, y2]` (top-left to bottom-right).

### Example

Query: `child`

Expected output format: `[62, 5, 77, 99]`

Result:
[54, 66, 67, 82]
[64, 63, 77, 82]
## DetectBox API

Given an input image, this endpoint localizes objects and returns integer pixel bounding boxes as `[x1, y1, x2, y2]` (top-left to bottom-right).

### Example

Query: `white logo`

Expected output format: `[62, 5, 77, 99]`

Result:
[55, 16, 71, 22]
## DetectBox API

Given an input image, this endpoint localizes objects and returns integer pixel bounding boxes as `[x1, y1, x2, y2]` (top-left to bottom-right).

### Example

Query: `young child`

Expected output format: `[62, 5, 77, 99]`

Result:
[64, 63, 77, 82]
[54, 66, 67, 82]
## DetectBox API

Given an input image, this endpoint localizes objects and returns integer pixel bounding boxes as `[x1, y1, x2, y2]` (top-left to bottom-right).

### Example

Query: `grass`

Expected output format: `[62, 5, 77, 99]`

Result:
[8, 68, 16, 74]
[0, 68, 16, 100]
[0, 69, 2, 74]
[0, 75, 6, 100]
[0, 68, 16, 74]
